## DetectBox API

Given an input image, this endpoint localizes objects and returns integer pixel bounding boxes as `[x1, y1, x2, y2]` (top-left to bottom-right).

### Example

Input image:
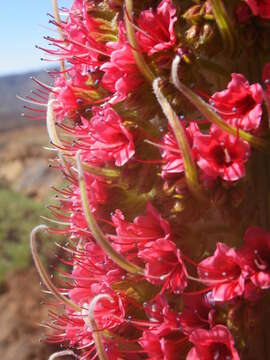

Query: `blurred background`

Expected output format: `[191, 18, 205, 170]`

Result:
[0, 1, 72, 359]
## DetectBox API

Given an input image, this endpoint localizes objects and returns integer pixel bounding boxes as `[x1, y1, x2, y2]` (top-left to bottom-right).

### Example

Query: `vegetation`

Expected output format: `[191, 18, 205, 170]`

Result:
[0, 187, 51, 282]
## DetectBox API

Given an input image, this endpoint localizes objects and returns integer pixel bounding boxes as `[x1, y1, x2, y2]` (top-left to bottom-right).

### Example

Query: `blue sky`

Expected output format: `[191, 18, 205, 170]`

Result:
[0, 1, 73, 76]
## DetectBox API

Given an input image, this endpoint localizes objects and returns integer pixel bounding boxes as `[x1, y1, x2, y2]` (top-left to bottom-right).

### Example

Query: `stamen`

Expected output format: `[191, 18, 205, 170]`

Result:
[52, 0, 66, 73]
[16, 95, 47, 107]
[145, 139, 181, 155]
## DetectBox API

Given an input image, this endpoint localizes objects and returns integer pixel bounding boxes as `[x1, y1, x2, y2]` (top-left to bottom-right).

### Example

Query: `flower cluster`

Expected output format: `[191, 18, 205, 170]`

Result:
[28, 0, 270, 359]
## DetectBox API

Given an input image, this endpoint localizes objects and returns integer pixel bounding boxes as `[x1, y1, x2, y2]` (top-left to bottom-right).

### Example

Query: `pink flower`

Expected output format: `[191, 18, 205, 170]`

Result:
[53, 74, 81, 121]
[69, 240, 123, 305]
[238, 227, 270, 289]
[187, 325, 240, 360]
[161, 121, 200, 178]
[197, 243, 246, 302]
[110, 202, 171, 253]
[87, 105, 135, 166]
[211, 73, 263, 131]
[101, 22, 143, 102]
[139, 238, 187, 294]
[136, 0, 177, 56]
[139, 296, 186, 359]
[179, 294, 215, 335]
[59, 1, 110, 69]
[49, 308, 123, 359]
[194, 126, 250, 182]
[245, 0, 270, 19]
[139, 331, 183, 360]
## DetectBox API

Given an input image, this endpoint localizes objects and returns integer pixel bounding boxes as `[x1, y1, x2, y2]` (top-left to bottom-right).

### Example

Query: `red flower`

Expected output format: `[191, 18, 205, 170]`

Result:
[139, 331, 183, 360]
[161, 121, 199, 178]
[211, 73, 263, 131]
[81, 287, 126, 330]
[194, 127, 250, 182]
[179, 294, 215, 335]
[87, 105, 135, 166]
[69, 240, 124, 305]
[187, 325, 240, 360]
[139, 296, 186, 359]
[238, 227, 270, 289]
[197, 243, 245, 302]
[245, 0, 270, 19]
[139, 238, 187, 294]
[101, 22, 143, 102]
[110, 202, 171, 253]
[53, 73, 83, 121]
[136, 0, 177, 56]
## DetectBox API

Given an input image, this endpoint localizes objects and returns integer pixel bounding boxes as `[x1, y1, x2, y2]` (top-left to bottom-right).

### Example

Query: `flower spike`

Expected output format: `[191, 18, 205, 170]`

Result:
[76, 151, 144, 275]
[30, 225, 81, 312]
[30, 1, 270, 358]
[171, 55, 270, 152]
[153, 78, 206, 202]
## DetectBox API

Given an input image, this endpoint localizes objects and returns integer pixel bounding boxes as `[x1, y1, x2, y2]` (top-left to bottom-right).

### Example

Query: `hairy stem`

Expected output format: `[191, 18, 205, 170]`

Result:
[210, 0, 235, 54]
[30, 225, 81, 312]
[153, 78, 206, 202]
[124, 0, 155, 83]
[85, 295, 114, 360]
[76, 151, 144, 275]
[171, 56, 270, 152]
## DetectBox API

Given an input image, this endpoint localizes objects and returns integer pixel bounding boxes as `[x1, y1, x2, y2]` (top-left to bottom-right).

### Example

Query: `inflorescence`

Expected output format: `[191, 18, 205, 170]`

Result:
[27, 0, 270, 359]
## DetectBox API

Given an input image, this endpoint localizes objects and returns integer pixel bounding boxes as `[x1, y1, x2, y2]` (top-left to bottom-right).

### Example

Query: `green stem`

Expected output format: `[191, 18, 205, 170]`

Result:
[124, 0, 155, 83]
[76, 151, 144, 275]
[86, 295, 112, 360]
[153, 78, 206, 202]
[210, 0, 235, 54]
[30, 225, 81, 312]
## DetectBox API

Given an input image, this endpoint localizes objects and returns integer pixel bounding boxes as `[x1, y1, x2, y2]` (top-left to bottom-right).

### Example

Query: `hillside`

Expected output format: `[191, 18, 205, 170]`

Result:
[0, 70, 62, 360]
[0, 69, 53, 131]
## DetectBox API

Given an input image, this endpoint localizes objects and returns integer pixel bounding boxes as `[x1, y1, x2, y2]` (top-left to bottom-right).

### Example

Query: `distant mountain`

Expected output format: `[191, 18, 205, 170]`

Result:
[0, 69, 54, 131]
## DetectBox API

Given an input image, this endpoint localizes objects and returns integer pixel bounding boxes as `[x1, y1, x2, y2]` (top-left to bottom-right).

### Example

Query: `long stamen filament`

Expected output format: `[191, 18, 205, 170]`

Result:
[52, 0, 66, 73]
